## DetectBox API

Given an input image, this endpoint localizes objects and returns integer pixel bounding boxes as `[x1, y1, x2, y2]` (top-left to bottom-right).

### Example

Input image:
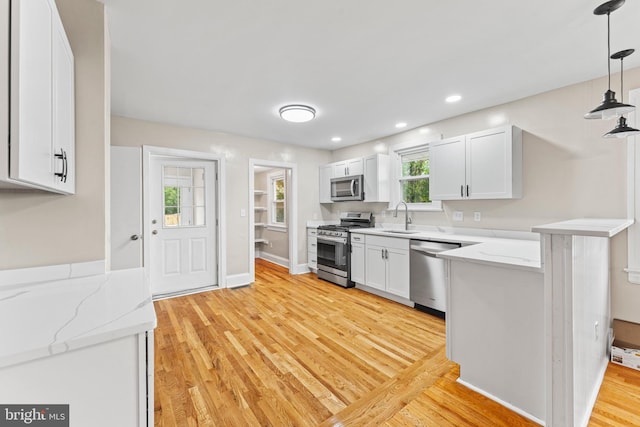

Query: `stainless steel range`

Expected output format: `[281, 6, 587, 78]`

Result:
[317, 212, 373, 288]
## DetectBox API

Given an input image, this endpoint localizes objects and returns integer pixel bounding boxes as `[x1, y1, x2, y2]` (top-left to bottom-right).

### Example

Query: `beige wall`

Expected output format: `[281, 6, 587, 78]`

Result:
[329, 67, 640, 323]
[111, 116, 332, 276]
[0, 0, 107, 270]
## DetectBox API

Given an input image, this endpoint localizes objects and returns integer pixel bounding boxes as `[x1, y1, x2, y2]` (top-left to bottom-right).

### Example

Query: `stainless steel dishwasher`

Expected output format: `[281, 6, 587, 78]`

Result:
[410, 240, 461, 315]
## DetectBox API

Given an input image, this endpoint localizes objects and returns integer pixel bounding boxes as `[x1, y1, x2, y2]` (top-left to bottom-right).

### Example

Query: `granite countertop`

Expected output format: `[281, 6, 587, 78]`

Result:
[0, 268, 156, 368]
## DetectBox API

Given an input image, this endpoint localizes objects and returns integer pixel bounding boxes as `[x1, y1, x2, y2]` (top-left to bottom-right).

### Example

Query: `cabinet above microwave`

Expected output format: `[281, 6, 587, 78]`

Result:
[319, 154, 389, 204]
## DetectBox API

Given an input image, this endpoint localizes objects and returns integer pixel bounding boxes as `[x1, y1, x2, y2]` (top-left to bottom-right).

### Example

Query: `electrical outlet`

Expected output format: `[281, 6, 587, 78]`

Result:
[312, 212, 318, 220]
[453, 211, 464, 221]
[474, 212, 481, 221]
[240, 209, 246, 217]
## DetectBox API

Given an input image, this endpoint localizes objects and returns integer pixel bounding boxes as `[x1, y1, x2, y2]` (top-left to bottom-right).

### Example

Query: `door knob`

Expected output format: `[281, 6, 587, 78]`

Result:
[152, 230, 158, 235]
[130, 234, 141, 241]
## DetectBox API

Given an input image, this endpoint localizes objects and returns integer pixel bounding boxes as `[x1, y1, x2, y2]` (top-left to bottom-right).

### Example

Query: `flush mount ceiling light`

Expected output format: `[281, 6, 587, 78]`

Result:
[446, 94, 462, 103]
[331, 137, 342, 142]
[585, 0, 635, 120]
[604, 49, 640, 138]
[279, 104, 316, 123]
[395, 122, 407, 129]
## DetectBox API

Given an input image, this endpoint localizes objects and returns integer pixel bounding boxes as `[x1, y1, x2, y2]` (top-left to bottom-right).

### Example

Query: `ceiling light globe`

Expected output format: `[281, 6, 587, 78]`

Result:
[279, 105, 316, 123]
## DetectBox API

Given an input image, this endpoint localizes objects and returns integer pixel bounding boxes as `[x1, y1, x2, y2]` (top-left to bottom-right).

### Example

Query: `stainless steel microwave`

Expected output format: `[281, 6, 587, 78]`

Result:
[331, 175, 364, 202]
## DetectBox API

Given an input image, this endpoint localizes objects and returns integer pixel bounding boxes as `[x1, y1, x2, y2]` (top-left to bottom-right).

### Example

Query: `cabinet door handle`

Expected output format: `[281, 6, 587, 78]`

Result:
[466, 185, 469, 197]
[55, 149, 67, 183]
[460, 185, 464, 197]
[381, 249, 384, 259]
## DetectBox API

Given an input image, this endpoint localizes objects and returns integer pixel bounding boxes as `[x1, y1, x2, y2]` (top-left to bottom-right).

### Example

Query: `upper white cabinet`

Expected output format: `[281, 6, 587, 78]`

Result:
[430, 126, 522, 201]
[319, 154, 389, 203]
[333, 157, 363, 178]
[0, 0, 75, 194]
[363, 154, 389, 203]
[318, 164, 333, 204]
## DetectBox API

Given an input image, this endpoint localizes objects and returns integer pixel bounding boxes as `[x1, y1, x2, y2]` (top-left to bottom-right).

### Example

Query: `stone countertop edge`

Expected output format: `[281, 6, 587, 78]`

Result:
[531, 218, 634, 237]
[353, 227, 542, 272]
[0, 268, 157, 369]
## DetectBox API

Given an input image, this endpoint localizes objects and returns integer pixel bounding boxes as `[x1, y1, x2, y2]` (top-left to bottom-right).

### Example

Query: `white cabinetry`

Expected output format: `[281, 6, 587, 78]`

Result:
[350, 233, 365, 285]
[0, 0, 75, 193]
[363, 154, 389, 202]
[319, 154, 389, 203]
[430, 126, 522, 200]
[307, 227, 318, 270]
[319, 164, 333, 204]
[333, 157, 363, 177]
[364, 235, 410, 298]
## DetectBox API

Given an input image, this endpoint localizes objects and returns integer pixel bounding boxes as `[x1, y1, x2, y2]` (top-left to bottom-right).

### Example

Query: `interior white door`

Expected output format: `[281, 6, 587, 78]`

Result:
[149, 156, 217, 296]
[110, 147, 142, 270]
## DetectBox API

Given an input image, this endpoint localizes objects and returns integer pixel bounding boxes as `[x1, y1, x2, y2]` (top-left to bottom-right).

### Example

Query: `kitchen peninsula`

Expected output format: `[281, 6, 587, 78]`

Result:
[0, 265, 156, 427]
[353, 218, 632, 426]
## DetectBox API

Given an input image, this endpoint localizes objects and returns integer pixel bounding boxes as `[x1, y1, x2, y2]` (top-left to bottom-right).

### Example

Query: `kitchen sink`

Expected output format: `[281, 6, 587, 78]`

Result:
[380, 229, 419, 234]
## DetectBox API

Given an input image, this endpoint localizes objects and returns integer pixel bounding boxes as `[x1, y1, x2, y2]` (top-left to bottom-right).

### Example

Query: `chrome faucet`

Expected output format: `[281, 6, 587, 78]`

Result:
[393, 201, 412, 231]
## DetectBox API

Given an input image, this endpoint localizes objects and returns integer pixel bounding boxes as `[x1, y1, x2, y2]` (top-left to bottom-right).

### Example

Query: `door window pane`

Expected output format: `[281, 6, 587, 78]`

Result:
[163, 166, 206, 227]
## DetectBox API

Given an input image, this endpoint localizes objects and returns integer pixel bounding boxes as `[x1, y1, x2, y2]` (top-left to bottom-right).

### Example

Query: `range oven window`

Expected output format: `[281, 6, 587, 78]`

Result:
[317, 237, 347, 270]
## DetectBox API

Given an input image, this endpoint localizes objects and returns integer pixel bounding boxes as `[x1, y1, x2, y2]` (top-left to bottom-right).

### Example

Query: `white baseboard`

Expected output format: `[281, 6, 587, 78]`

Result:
[226, 273, 252, 288]
[291, 263, 312, 275]
[0, 260, 106, 288]
[257, 253, 289, 268]
[456, 378, 545, 426]
[354, 283, 414, 307]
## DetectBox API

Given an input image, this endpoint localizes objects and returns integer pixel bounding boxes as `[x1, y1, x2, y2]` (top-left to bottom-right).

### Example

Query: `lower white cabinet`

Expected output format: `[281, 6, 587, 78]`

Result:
[307, 227, 318, 270]
[0, 332, 154, 427]
[350, 233, 365, 284]
[364, 235, 410, 299]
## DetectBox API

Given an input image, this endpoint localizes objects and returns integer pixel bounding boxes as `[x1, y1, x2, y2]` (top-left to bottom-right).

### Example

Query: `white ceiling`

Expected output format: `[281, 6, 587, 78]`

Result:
[100, 0, 640, 149]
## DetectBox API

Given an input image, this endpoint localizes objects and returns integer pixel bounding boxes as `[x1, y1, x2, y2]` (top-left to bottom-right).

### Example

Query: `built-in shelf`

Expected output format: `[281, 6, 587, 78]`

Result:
[254, 207, 267, 211]
[254, 190, 267, 195]
[254, 238, 269, 244]
[255, 223, 266, 228]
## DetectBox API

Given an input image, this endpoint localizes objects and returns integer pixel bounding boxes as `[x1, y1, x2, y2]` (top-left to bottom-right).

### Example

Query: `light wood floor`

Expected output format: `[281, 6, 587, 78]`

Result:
[154, 259, 640, 426]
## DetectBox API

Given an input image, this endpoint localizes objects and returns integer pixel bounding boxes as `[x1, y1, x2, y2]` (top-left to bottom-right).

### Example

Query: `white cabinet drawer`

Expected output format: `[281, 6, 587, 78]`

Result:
[308, 236, 317, 253]
[351, 233, 364, 244]
[307, 228, 318, 237]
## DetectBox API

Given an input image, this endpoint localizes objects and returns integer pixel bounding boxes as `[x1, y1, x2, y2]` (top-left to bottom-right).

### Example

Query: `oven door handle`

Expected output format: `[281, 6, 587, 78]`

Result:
[318, 236, 348, 244]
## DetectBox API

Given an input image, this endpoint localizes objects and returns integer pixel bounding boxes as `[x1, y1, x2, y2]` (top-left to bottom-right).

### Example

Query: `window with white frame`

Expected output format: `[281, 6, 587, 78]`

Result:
[268, 172, 286, 228]
[389, 140, 442, 211]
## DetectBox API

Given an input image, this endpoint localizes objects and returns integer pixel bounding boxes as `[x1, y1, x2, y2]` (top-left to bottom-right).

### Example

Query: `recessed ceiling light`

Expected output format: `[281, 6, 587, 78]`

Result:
[446, 94, 462, 103]
[279, 104, 316, 123]
[395, 122, 407, 129]
[331, 137, 342, 142]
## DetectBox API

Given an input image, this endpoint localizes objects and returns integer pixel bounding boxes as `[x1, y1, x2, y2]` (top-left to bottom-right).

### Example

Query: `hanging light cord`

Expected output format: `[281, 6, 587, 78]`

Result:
[607, 11, 611, 90]
[620, 57, 625, 103]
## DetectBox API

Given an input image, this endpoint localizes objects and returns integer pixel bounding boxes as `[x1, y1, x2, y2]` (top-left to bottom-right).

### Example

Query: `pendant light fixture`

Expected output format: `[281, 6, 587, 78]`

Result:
[584, 0, 635, 120]
[604, 49, 640, 138]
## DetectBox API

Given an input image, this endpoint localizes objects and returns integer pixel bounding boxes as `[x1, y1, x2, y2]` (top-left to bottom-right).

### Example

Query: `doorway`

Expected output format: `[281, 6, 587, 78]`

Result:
[249, 159, 298, 283]
[144, 146, 226, 298]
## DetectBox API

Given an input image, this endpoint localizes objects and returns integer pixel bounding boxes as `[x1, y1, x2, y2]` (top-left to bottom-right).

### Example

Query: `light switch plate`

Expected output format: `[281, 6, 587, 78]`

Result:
[474, 212, 481, 221]
[240, 209, 246, 217]
[453, 211, 464, 221]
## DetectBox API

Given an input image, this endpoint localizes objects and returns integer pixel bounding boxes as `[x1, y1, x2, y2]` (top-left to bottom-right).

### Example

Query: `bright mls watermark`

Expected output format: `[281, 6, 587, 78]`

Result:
[0, 405, 68, 426]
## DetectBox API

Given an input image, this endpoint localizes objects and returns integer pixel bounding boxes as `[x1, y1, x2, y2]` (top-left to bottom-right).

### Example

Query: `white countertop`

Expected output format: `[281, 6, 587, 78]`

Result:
[531, 218, 634, 237]
[0, 268, 156, 368]
[353, 226, 542, 272]
[438, 240, 542, 272]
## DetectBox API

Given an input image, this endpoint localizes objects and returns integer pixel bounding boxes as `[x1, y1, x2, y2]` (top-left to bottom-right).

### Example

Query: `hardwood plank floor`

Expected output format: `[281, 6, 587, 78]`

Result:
[154, 259, 640, 426]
